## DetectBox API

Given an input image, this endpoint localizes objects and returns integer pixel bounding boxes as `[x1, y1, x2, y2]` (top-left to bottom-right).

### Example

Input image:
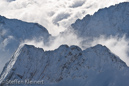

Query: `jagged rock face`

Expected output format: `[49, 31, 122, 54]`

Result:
[0, 44, 129, 86]
[0, 15, 50, 73]
[72, 2, 129, 38]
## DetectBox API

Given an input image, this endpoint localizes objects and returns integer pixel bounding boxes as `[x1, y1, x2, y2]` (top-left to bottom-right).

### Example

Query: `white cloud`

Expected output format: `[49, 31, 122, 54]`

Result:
[21, 29, 82, 51]
[91, 35, 129, 66]
[0, 0, 128, 35]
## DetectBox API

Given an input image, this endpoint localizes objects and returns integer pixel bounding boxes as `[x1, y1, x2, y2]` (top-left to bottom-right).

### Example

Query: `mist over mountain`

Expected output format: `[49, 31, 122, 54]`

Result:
[0, 0, 129, 86]
[71, 2, 129, 66]
[0, 15, 50, 73]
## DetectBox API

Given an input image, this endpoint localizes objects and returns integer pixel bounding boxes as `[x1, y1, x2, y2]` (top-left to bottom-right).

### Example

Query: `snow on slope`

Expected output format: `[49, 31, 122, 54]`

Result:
[0, 44, 129, 86]
[71, 2, 129, 66]
[72, 2, 129, 38]
[0, 0, 128, 35]
[72, 3, 129, 37]
[0, 15, 50, 73]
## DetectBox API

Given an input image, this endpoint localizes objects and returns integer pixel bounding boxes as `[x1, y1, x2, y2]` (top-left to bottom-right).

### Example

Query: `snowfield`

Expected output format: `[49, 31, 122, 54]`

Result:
[0, 44, 129, 86]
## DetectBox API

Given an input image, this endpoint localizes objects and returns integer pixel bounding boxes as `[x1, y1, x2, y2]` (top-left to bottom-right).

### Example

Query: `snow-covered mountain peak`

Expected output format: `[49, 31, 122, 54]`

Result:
[0, 15, 50, 73]
[84, 44, 127, 68]
[0, 1, 129, 86]
[0, 44, 129, 86]
[70, 45, 82, 51]
[70, 2, 129, 66]
[57, 45, 82, 52]
[21, 44, 44, 52]
[89, 44, 107, 50]
[57, 45, 69, 50]
[72, 2, 129, 37]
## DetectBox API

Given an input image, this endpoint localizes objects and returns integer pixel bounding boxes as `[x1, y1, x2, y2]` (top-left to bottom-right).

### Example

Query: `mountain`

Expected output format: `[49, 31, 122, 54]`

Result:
[71, 2, 129, 38]
[0, 44, 129, 86]
[0, 15, 50, 73]
[1, 1, 129, 86]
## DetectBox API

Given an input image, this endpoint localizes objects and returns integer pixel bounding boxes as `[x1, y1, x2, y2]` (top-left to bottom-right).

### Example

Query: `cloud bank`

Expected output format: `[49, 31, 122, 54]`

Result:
[0, 0, 128, 35]
[22, 29, 83, 51]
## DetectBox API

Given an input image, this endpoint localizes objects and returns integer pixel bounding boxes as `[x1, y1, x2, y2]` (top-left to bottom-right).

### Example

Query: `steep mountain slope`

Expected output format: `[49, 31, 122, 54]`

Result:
[72, 2, 129, 38]
[0, 15, 50, 73]
[0, 44, 129, 86]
